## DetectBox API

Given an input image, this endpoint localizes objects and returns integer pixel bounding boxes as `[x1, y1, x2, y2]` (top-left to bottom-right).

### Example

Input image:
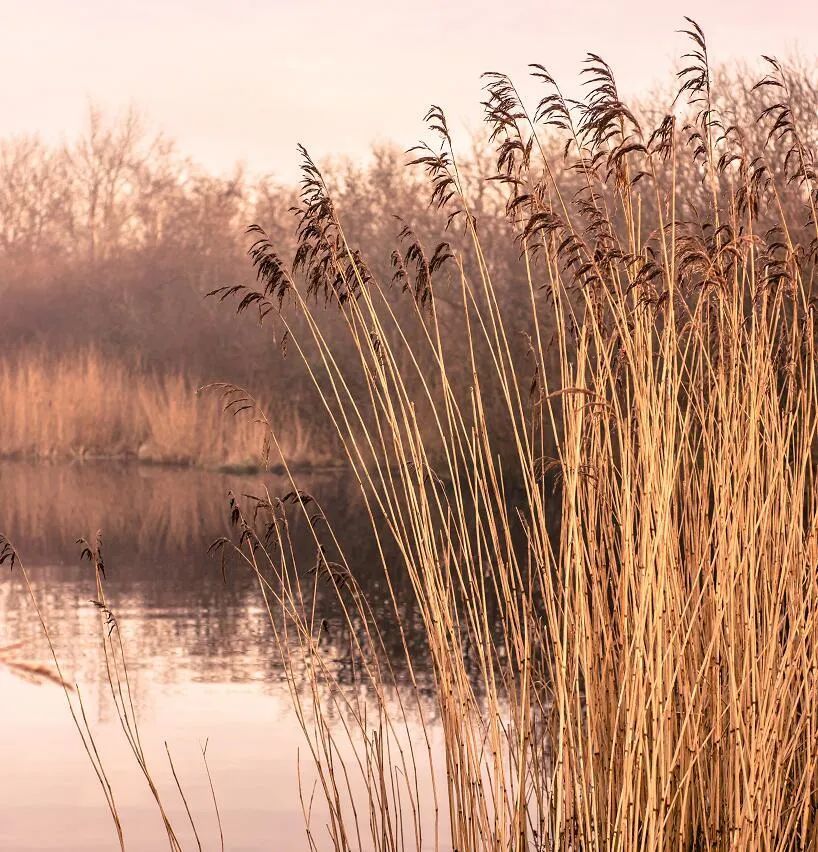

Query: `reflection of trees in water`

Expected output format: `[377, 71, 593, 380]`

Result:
[0, 461, 551, 712]
[0, 460, 432, 707]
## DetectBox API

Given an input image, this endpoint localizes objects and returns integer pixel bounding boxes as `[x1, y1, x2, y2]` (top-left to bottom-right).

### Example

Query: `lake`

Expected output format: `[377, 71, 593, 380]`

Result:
[0, 460, 441, 851]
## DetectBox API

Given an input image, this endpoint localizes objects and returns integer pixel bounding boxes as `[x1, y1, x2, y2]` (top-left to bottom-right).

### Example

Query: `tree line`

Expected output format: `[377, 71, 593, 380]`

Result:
[1, 61, 816, 456]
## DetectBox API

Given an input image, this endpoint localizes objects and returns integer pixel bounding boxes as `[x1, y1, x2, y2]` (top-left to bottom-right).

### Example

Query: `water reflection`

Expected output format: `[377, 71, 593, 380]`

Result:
[0, 460, 435, 851]
[0, 461, 427, 687]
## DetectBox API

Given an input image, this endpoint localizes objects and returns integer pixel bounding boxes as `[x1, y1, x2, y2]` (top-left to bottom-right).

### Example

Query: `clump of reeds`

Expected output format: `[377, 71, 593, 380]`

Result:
[212, 19, 818, 851]
[0, 348, 329, 468]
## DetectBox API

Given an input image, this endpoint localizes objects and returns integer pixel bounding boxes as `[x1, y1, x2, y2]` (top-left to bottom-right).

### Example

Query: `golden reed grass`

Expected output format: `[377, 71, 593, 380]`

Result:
[0, 349, 328, 468]
[5, 20, 818, 851]
[210, 23, 818, 852]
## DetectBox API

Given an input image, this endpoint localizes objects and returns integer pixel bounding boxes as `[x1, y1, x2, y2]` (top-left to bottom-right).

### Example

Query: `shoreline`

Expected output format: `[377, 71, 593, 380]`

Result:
[0, 452, 348, 476]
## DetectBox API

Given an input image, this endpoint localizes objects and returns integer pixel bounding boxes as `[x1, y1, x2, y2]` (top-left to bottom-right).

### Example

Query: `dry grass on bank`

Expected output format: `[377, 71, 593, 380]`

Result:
[0, 350, 328, 468]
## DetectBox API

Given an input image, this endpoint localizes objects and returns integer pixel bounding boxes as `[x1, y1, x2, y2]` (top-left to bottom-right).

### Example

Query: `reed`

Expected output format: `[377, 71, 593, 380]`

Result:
[0, 531, 195, 852]
[211, 20, 818, 851]
[0, 349, 330, 468]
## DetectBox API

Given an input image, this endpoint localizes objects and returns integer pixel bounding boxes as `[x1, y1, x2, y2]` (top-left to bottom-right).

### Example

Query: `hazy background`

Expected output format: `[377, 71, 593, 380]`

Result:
[2, 0, 815, 182]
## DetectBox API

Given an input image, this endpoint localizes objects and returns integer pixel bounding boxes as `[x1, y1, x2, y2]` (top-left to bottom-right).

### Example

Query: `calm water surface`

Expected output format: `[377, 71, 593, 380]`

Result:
[0, 461, 438, 852]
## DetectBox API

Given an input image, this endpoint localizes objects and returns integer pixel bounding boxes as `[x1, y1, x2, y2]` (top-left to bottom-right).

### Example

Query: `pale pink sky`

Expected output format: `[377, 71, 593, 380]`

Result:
[1, 0, 814, 181]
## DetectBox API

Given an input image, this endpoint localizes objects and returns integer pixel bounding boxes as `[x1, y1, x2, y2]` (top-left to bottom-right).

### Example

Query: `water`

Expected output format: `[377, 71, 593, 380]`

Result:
[0, 461, 435, 851]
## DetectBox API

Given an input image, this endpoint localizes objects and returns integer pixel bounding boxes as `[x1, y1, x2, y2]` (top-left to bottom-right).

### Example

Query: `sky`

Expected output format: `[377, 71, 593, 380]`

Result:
[1, 0, 815, 182]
